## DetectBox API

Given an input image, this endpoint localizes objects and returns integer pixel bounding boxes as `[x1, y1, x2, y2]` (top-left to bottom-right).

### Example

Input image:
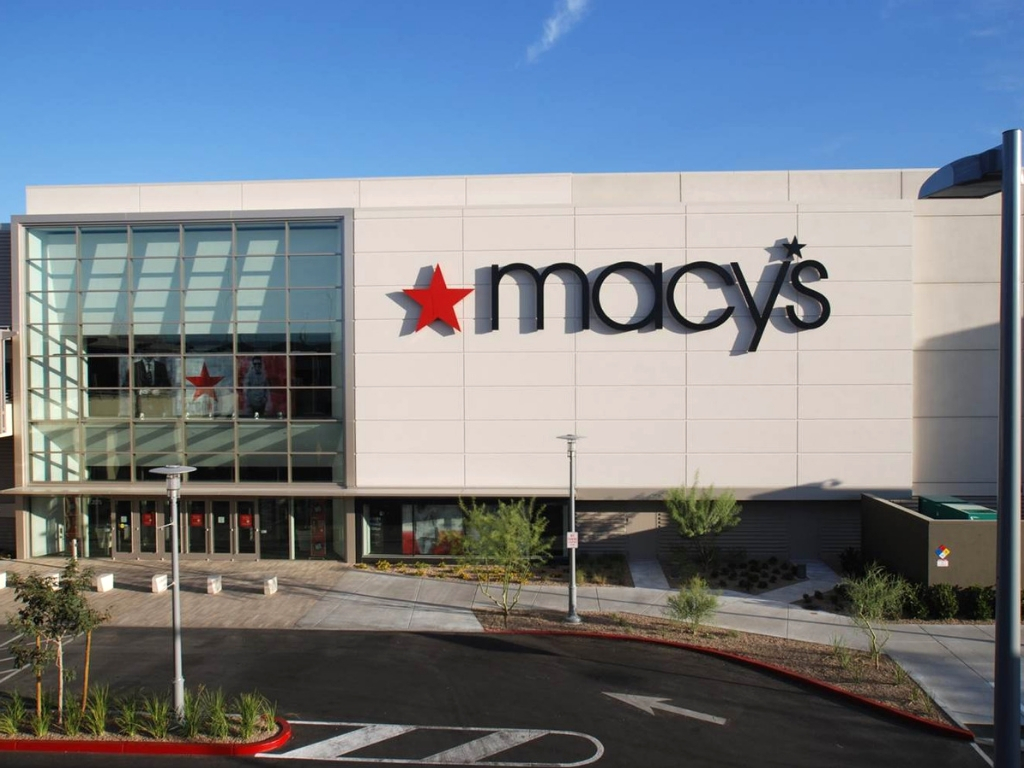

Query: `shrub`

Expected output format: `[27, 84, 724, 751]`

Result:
[0, 692, 27, 735]
[665, 575, 719, 633]
[458, 498, 553, 627]
[143, 691, 172, 739]
[839, 547, 867, 578]
[901, 582, 930, 620]
[924, 583, 959, 620]
[959, 585, 995, 621]
[203, 688, 230, 739]
[62, 693, 83, 736]
[665, 474, 742, 570]
[233, 691, 265, 740]
[29, 708, 52, 737]
[115, 694, 141, 737]
[181, 686, 206, 739]
[843, 564, 910, 667]
[84, 684, 110, 736]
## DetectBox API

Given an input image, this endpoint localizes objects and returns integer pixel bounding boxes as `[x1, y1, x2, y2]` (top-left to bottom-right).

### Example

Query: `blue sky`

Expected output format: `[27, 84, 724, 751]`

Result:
[2, 0, 1022, 218]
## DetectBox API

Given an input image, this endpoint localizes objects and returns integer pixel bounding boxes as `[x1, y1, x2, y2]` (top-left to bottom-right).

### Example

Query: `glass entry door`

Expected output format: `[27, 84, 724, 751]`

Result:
[185, 500, 208, 555]
[112, 499, 167, 558]
[212, 501, 232, 554]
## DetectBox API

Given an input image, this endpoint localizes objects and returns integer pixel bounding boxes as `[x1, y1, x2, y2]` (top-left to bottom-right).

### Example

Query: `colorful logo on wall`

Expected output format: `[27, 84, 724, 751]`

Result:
[403, 265, 473, 332]
[401, 238, 829, 352]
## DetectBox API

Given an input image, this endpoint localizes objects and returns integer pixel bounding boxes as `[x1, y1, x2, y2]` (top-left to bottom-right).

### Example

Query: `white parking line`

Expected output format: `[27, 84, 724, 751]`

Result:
[267, 721, 604, 767]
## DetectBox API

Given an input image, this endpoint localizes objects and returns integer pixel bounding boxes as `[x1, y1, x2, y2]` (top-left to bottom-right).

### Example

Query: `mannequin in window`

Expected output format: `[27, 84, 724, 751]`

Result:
[133, 356, 171, 389]
[242, 356, 270, 417]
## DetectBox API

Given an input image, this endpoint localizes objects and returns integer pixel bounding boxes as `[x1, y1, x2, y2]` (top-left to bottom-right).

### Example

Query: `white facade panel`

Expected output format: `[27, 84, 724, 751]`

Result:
[465, 421, 576, 454]
[687, 453, 797, 489]
[576, 419, 685, 455]
[357, 453, 464, 487]
[356, 387, 464, 421]
[355, 353, 465, 388]
[577, 385, 686, 421]
[798, 419, 912, 453]
[463, 215, 574, 251]
[799, 453, 912, 491]
[357, 421, 465, 454]
[355, 216, 463, 252]
[465, 386, 574, 421]
[576, 453, 686, 489]
[575, 213, 685, 250]
[465, 352, 574, 387]
[687, 420, 797, 454]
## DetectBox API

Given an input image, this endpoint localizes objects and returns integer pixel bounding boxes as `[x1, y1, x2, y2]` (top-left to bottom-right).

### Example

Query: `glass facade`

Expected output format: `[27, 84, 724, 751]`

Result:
[360, 498, 566, 559]
[24, 220, 344, 484]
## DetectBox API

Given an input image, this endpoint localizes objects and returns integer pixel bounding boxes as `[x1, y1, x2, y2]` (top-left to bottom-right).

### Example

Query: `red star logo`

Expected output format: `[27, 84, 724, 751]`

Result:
[403, 265, 473, 332]
[186, 362, 224, 401]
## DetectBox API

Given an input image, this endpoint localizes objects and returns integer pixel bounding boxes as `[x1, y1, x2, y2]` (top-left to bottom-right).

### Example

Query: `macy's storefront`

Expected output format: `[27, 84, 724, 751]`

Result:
[5, 168, 1000, 563]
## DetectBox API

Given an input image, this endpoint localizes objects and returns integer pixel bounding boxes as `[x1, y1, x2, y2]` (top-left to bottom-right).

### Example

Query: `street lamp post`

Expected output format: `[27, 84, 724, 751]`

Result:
[921, 128, 1022, 768]
[149, 465, 196, 721]
[557, 434, 582, 624]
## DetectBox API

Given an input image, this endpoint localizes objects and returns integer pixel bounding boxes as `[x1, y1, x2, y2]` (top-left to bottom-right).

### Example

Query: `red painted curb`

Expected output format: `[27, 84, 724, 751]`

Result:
[486, 628, 976, 741]
[0, 716, 292, 755]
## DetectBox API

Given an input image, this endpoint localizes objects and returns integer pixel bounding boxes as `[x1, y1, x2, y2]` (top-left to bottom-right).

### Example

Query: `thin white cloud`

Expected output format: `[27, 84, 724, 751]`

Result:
[526, 0, 592, 64]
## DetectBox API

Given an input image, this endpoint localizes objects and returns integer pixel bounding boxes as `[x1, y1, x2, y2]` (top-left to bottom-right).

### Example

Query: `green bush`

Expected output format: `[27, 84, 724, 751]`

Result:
[843, 565, 910, 666]
[901, 582, 930, 620]
[0, 692, 27, 735]
[84, 684, 110, 737]
[924, 583, 959, 620]
[665, 575, 719, 633]
[958, 585, 995, 621]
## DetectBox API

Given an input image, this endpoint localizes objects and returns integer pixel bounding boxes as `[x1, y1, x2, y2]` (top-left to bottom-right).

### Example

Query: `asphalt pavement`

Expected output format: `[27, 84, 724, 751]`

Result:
[0, 555, 1016, 735]
[0, 628, 990, 768]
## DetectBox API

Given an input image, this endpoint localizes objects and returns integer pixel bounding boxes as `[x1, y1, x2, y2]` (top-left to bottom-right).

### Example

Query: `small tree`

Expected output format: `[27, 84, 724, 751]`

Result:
[665, 576, 719, 634]
[8, 560, 109, 723]
[665, 473, 741, 570]
[458, 498, 553, 627]
[843, 564, 908, 667]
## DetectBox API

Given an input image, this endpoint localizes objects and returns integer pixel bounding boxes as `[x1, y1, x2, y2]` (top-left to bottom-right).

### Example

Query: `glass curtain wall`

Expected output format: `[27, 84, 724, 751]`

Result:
[24, 220, 345, 485]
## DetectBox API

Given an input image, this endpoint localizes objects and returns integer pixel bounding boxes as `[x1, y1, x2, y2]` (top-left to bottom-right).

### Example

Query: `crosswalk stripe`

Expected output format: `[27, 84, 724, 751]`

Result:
[421, 729, 545, 764]
[282, 724, 417, 759]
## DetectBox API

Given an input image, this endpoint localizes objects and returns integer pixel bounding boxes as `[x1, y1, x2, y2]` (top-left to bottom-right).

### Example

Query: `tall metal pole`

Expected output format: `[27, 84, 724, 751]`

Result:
[995, 127, 1022, 768]
[558, 434, 581, 624]
[167, 473, 185, 720]
[150, 465, 195, 722]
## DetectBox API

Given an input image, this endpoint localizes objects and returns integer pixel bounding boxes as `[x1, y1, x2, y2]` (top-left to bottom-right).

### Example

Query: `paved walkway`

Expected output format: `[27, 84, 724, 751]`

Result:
[0, 556, 1017, 732]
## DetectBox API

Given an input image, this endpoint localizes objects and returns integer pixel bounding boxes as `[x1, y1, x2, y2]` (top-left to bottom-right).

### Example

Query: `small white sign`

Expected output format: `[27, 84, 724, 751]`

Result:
[936, 559, 949, 568]
[566, 531, 579, 549]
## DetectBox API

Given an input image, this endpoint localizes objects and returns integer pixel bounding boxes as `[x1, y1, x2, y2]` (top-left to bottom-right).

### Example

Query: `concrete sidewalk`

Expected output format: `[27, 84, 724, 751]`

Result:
[0, 556, 1016, 731]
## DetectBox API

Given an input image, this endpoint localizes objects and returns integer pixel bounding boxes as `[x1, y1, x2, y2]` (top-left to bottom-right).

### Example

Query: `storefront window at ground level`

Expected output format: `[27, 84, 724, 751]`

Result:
[360, 498, 566, 558]
[23, 221, 345, 484]
[29, 495, 343, 560]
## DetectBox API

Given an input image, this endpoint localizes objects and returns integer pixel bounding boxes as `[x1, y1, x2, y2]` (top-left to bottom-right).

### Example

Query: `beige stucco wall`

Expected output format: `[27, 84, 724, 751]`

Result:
[23, 169, 972, 501]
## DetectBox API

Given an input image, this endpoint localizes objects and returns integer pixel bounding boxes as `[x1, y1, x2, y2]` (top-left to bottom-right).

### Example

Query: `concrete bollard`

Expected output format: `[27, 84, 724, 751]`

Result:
[43, 572, 60, 590]
[152, 574, 168, 594]
[263, 576, 278, 596]
[0, 572, 6, 590]
[207, 575, 222, 595]
[95, 573, 114, 593]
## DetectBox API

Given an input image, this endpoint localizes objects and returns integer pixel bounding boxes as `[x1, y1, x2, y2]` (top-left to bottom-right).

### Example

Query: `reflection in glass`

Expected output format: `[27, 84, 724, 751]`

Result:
[237, 225, 284, 255]
[238, 500, 256, 554]
[187, 454, 235, 482]
[115, 500, 133, 554]
[289, 224, 339, 254]
[85, 497, 113, 557]
[132, 227, 180, 258]
[257, 497, 289, 557]
[184, 226, 232, 257]
[139, 499, 158, 553]
[292, 389, 334, 419]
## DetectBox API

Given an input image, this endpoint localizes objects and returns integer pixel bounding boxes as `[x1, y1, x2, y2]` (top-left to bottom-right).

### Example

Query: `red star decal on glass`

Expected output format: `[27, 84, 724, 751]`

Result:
[186, 362, 224, 401]
[403, 265, 473, 332]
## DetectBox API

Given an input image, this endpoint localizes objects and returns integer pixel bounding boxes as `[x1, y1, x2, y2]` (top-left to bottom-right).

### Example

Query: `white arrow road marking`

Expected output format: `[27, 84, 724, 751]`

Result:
[264, 721, 604, 766]
[604, 692, 727, 726]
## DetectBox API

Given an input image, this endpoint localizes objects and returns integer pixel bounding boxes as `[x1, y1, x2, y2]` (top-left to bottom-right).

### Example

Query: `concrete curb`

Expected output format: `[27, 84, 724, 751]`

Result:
[0, 716, 292, 755]
[487, 629, 976, 742]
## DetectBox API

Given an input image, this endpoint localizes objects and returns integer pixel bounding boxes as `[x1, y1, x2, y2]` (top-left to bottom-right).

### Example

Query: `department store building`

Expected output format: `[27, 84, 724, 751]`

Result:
[0, 169, 1009, 563]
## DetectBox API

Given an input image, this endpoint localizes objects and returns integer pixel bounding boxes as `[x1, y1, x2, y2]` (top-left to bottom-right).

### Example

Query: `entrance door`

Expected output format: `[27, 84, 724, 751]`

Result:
[110, 499, 168, 559]
[185, 500, 209, 555]
[114, 500, 133, 554]
[212, 501, 232, 554]
[238, 500, 256, 555]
